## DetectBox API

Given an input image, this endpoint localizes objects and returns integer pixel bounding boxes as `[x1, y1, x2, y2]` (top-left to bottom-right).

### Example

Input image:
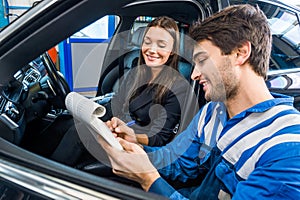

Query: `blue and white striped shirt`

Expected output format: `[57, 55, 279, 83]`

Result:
[146, 93, 300, 199]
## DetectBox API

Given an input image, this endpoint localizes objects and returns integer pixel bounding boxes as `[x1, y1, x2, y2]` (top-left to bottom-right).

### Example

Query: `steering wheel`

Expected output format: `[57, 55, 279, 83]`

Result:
[41, 52, 70, 109]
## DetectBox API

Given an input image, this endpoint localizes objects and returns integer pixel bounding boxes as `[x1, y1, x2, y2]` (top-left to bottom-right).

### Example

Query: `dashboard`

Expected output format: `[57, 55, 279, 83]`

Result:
[0, 56, 49, 144]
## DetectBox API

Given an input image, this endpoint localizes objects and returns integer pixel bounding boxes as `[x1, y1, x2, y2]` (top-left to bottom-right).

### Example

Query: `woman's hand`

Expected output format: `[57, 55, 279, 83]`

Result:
[97, 136, 160, 191]
[106, 117, 138, 144]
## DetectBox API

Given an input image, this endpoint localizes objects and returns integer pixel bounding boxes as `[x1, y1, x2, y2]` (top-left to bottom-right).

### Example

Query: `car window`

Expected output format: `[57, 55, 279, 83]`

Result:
[72, 16, 120, 39]
[132, 16, 156, 32]
[260, 2, 300, 71]
[65, 15, 120, 96]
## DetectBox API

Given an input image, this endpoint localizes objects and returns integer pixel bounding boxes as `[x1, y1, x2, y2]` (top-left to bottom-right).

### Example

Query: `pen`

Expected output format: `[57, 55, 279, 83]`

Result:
[126, 120, 136, 126]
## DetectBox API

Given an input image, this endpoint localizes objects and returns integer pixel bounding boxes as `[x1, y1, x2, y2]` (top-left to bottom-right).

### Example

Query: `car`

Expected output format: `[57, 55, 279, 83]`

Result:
[0, 0, 299, 199]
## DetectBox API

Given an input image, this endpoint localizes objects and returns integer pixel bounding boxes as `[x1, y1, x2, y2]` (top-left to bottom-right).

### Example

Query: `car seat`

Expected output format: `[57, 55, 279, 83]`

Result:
[95, 27, 145, 96]
[96, 26, 195, 97]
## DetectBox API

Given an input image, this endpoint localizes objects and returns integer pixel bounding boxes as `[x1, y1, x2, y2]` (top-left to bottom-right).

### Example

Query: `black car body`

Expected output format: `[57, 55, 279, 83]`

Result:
[0, 0, 299, 199]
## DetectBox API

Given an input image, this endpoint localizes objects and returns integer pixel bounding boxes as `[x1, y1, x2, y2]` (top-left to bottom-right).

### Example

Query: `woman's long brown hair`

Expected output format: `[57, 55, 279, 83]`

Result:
[128, 16, 180, 104]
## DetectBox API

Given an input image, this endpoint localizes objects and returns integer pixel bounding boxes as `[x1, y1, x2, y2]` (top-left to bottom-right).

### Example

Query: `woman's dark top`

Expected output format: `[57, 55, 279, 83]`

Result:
[104, 70, 189, 146]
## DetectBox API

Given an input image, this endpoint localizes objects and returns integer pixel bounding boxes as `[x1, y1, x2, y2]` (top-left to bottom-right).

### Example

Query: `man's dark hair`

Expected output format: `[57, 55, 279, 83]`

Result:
[190, 4, 271, 79]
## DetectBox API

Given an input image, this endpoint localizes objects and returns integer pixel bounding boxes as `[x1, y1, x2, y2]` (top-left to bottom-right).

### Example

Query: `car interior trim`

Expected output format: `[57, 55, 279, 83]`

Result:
[0, 158, 121, 200]
[0, 113, 19, 129]
[46, 79, 57, 96]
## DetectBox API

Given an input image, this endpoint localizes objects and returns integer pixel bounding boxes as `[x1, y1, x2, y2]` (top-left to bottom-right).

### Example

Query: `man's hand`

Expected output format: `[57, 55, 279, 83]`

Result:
[97, 135, 160, 191]
[106, 117, 138, 144]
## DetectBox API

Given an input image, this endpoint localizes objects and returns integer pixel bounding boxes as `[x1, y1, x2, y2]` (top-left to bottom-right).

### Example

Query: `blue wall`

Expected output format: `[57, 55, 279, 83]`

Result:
[0, 1, 8, 28]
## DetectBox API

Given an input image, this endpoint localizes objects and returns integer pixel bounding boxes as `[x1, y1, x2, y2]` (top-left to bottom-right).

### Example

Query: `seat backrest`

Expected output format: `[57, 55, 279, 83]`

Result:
[98, 26, 194, 94]
[123, 27, 146, 70]
[178, 60, 192, 80]
[130, 27, 146, 49]
[97, 27, 145, 95]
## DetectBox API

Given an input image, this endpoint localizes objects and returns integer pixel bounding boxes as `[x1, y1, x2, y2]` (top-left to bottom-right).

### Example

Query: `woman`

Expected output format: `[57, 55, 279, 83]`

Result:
[102, 16, 188, 146]
[26, 16, 189, 166]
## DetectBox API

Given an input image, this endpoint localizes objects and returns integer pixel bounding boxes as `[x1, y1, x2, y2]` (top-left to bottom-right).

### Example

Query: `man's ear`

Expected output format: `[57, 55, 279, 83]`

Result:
[235, 41, 251, 65]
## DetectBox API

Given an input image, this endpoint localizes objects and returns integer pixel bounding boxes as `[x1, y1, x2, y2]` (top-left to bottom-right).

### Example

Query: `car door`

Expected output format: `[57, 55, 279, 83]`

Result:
[0, 0, 167, 199]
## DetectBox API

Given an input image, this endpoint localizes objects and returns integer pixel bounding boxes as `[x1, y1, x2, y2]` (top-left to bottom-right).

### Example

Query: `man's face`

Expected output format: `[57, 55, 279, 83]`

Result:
[191, 40, 239, 102]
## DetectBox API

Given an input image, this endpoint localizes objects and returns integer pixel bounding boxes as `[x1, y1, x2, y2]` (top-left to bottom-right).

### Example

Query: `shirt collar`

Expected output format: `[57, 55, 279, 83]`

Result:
[245, 92, 294, 113]
[213, 92, 294, 121]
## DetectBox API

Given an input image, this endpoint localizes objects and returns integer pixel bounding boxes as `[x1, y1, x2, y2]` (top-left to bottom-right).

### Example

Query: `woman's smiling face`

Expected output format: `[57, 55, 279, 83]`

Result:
[142, 26, 174, 68]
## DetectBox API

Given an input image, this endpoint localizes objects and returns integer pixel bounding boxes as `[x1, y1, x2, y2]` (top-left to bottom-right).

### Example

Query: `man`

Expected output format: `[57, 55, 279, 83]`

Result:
[98, 4, 300, 199]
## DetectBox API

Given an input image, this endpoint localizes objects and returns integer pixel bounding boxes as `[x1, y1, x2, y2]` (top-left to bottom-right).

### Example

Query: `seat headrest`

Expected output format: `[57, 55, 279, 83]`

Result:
[131, 27, 146, 47]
